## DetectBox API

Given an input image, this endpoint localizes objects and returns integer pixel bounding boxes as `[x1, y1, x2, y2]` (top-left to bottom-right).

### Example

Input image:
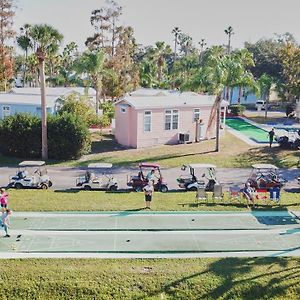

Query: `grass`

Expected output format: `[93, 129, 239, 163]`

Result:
[1, 131, 299, 169]
[52, 132, 300, 168]
[7, 189, 300, 211]
[0, 258, 299, 299]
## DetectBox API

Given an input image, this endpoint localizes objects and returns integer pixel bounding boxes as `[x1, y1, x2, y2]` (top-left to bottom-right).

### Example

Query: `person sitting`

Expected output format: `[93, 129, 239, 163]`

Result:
[242, 182, 256, 208]
[146, 169, 156, 182]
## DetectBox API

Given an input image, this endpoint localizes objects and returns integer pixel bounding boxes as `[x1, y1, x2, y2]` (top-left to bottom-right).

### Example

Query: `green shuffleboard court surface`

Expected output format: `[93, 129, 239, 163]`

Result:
[0, 211, 299, 255]
[226, 118, 269, 143]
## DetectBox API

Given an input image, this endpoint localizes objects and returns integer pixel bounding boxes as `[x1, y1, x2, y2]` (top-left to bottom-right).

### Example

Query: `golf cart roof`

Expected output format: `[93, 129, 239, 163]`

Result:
[88, 163, 113, 169]
[188, 164, 216, 169]
[251, 164, 278, 170]
[18, 161, 46, 167]
[139, 163, 160, 168]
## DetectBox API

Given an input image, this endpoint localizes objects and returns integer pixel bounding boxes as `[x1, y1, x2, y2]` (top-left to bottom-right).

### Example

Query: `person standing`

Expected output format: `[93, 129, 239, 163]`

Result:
[1, 208, 12, 237]
[0, 188, 9, 209]
[143, 180, 154, 209]
[268, 128, 275, 147]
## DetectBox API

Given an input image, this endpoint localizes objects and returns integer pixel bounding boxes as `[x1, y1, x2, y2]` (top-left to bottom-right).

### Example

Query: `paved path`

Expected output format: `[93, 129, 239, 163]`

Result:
[0, 166, 299, 191]
[0, 210, 299, 258]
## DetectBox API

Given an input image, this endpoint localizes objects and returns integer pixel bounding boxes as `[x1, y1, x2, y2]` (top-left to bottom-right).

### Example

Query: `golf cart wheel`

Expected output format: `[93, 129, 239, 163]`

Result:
[40, 183, 48, 190]
[84, 185, 92, 191]
[160, 185, 168, 193]
[134, 186, 142, 192]
[48, 181, 53, 188]
[109, 185, 118, 192]
[14, 183, 23, 190]
[189, 187, 198, 191]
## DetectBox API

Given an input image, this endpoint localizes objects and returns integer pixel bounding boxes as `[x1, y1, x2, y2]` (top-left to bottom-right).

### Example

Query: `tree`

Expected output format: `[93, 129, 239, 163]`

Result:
[28, 24, 63, 160]
[278, 43, 300, 102]
[74, 49, 107, 113]
[16, 24, 31, 86]
[224, 26, 234, 54]
[171, 27, 181, 62]
[0, 0, 15, 91]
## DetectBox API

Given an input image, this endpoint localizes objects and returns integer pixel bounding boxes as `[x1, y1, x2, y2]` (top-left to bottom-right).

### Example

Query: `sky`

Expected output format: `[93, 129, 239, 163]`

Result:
[13, 0, 300, 51]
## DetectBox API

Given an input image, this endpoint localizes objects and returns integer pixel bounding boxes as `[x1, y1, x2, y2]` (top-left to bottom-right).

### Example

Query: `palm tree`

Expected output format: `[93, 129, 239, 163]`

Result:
[171, 27, 181, 62]
[258, 74, 274, 118]
[29, 24, 63, 160]
[17, 24, 32, 87]
[75, 49, 107, 114]
[224, 26, 234, 54]
[150, 42, 172, 84]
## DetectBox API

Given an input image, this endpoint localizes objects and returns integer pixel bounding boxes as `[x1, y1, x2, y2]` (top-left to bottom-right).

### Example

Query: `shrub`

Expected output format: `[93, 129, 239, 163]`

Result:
[0, 113, 91, 160]
[229, 104, 246, 116]
[48, 113, 91, 159]
[0, 114, 41, 157]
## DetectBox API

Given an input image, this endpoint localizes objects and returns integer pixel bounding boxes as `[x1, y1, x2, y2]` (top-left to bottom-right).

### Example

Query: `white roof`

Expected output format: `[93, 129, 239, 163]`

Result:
[119, 94, 216, 109]
[19, 161, 46, 167]
[11, 87, 96, 97]
[0, 93, 58, 107]
[251, 164, 278, 170]
[189, 164, 217, 169]
[88, 163, 113, 169]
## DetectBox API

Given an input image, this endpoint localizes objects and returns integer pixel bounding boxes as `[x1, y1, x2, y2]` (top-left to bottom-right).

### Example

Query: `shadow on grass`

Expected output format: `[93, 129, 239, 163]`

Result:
[54, 188, 132, 194]
[137, 257, 300, 299]
[233, 146, 300, 168]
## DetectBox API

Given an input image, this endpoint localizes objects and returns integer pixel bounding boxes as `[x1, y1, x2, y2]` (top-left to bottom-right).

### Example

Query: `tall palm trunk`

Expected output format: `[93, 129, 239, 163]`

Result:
[39, 58, 48, 160]
[215, 95, 221, 152]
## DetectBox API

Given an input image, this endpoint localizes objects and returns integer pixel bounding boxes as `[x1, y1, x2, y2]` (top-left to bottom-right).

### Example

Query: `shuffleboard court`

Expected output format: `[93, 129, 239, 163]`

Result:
[0, 211, 299, 258]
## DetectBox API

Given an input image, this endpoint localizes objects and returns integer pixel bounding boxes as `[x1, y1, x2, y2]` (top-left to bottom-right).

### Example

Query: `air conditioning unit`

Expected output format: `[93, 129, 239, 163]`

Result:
[178, 133, 190, 144]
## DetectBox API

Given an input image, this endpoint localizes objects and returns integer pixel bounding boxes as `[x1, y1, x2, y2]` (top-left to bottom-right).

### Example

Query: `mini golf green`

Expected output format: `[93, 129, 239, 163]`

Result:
[226, 118, 269, 143]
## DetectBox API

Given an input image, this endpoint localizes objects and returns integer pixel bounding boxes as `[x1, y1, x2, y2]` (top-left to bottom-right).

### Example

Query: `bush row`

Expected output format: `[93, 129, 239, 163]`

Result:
[0, 113, 91, 160]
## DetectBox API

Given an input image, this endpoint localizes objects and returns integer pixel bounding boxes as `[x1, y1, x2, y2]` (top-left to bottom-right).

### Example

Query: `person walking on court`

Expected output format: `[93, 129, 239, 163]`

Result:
[1, 208, 12, 237]
[268, 128, 275, 147]
[0, 188, 9, 209]
[143, 180, 154, 209]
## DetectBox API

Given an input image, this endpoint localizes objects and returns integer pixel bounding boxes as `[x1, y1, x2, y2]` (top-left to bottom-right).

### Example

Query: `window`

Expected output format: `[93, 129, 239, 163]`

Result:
[165, 109, 178, 130]
[144, 111, 152, 132]
[2, 106, 10, 118]
[121, 107, 126, 113]
[194, 108, 201, 122]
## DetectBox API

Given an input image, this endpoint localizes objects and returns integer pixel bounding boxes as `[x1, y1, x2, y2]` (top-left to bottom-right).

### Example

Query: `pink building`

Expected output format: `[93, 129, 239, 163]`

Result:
[115, 89, 216, 148]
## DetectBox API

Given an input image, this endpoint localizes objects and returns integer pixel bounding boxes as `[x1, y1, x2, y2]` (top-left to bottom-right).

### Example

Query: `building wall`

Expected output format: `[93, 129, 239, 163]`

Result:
[135, 106, 213, 148]
[0, 104, 53, 119]
[115, 103, 137, 148]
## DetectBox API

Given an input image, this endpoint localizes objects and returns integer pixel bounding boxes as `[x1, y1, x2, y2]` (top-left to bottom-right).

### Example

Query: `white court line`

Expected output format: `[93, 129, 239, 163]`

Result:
[7, 228, 300, 236]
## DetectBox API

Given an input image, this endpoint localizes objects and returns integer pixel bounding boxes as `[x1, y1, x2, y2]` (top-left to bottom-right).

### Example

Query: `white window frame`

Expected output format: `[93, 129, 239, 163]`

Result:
[2, 106, 11, 118]
[144, 110, 152, 132]
[165, 109, 179, 130]
[194, 108, 201, 122]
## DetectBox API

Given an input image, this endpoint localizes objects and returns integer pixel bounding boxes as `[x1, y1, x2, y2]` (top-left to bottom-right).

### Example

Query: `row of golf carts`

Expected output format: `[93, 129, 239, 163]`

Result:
[7, 161, 287, 192]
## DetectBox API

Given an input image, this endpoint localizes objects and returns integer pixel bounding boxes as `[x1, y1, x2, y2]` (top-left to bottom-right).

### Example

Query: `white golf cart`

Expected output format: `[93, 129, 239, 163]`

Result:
[247, 164, 286, 190]
[8, 161, 52, 189]
[76, 163, 118, 191]
[177, 164, 218, 191]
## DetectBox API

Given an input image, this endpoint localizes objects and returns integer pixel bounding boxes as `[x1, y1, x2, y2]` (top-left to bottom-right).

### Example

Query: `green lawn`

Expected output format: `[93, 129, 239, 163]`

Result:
[0, 258, 299, 299]
[1, 131, 299, 168]
[8, 189, 300, 211]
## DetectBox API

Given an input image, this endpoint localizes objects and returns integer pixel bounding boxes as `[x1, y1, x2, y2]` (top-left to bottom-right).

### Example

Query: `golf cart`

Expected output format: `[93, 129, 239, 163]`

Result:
[247, 164, 286, 190]
[127, 163, 168, 192]
[8, 161, 52, 189]
[177, 164, 218, 191]
[76, 163, 118, 191]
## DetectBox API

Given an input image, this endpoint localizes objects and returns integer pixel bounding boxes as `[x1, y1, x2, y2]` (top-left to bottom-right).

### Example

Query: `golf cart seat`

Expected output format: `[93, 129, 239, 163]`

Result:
[17, 170, 28, 179]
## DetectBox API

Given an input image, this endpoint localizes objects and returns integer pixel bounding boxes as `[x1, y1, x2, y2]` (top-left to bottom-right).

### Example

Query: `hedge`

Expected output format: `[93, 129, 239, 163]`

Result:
[229, 104, 246, 116]
[0, 113, 91, 160]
